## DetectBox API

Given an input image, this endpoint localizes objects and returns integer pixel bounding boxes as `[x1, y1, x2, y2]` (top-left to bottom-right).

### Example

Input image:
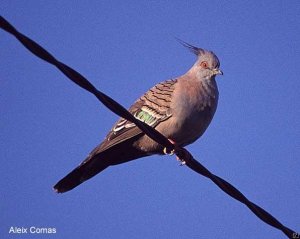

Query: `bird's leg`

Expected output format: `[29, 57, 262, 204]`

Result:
[163, 139, 190, 166]
[175, 147, 192, 166]
[163, 138, 176, 155]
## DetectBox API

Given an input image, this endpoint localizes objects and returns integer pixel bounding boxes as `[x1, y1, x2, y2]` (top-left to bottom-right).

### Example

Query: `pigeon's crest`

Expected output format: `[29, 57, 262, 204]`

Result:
[176, 38, 205, 56]
[176, 38, 220, 69]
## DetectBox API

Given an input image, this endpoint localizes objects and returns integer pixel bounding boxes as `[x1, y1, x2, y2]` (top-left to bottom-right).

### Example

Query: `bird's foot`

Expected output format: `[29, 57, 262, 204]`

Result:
[177, 157, 186, 166]
[175, 147, 192, 166]
[163, 139, 190, 166]
[163, 147, 175, 155]
[163, 138, 176, 155]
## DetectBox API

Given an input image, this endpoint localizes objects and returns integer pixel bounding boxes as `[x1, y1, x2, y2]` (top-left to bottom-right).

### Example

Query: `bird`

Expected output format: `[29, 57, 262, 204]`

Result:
[53, 40, 223, 193]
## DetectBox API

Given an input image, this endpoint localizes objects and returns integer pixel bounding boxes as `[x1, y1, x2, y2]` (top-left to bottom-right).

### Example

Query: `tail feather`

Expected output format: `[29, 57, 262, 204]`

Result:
[53, 154, 109, 193]
[53, 140, 147, 193]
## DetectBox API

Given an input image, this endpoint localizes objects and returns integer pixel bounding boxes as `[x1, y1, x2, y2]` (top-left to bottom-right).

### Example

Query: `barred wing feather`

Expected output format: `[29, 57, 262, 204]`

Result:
[95, 79, 177, 153]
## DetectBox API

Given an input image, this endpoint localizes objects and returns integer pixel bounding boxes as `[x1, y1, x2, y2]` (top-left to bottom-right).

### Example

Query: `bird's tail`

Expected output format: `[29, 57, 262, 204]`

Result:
[53, 141, 147, 193]
[53, 153, 110, 193]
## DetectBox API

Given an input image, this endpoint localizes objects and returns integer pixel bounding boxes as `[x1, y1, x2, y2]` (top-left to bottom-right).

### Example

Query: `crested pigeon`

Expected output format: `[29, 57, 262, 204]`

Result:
[54, 41, 223, 193]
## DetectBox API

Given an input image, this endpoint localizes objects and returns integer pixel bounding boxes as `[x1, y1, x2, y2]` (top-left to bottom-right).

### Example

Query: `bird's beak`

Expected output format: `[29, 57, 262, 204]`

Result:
[213, 68, 223, 76]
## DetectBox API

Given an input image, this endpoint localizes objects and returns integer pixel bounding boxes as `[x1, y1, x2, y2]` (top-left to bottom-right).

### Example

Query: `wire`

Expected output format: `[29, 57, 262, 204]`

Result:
[1, 15, 298, 239]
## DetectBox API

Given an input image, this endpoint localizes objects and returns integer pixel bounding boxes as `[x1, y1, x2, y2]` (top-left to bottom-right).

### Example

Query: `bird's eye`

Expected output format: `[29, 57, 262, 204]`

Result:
[200, 61, 208, 68]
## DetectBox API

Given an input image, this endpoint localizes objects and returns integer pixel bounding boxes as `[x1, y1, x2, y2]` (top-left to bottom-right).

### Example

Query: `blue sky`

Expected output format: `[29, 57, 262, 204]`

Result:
[1, 1, 299, 238]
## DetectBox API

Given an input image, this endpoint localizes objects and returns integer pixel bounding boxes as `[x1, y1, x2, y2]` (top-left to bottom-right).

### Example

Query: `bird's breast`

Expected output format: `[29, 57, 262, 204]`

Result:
[169, 79, 218, 146]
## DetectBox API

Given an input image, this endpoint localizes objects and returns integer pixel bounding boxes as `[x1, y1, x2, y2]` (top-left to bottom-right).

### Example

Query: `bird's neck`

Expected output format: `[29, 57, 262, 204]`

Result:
[200, 77, 218, 97]
[182, 72, 218, 98]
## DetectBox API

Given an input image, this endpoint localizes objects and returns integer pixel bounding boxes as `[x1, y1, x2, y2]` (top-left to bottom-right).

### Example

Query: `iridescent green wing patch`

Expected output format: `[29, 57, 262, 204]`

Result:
[134, 108, 160, 126]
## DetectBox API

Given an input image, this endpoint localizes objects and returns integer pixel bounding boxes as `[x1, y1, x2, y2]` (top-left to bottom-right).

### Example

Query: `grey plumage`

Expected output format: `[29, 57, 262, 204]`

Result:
[54, 41, 223, 193]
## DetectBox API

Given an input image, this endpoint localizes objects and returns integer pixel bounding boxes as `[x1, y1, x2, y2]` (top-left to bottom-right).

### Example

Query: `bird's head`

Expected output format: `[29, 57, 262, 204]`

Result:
[178, 39, 223, 81]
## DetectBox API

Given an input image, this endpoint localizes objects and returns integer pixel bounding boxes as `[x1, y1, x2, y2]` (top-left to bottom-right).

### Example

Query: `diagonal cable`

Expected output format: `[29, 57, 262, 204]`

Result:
[0, 16, 297, 239]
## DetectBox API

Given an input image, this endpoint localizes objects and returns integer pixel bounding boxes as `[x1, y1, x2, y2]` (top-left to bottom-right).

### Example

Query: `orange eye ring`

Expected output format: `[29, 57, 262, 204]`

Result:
[200, 61, 208, 68]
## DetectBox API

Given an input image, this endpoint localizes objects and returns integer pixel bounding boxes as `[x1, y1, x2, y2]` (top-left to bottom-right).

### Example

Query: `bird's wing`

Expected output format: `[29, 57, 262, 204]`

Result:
[90, 79, 178, 155]
[54, 78, 177, 193]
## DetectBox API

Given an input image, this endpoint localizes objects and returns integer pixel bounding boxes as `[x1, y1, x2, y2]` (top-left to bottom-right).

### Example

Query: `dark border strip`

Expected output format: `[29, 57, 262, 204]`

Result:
[1, 16, 297, 239]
